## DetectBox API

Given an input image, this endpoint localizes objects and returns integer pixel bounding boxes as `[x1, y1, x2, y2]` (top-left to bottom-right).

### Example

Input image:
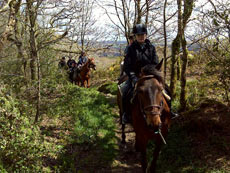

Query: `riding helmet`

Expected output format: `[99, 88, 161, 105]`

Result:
[132, 24, 147, 35]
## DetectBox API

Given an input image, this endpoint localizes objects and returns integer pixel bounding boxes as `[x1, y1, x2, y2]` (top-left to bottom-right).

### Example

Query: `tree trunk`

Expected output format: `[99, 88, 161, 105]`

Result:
[228, 26, 230, 43]
[177, 0, 182, 82]
[14, 0, 26, 77]
[180, 0, 194, 111]
[136, 0, 141, 24]
[26, 0, 40, 121]
[180, 36, 188, 111]
[29, 27, 37, 80]
[177, 55, 181, 80]
[163, 0, 167, 82]
[145, 0, 149, 26]
[170, 35, 180, 100]
[121, 0, 128, 40]
[27, 0, 37, 80]
[0, 0, 17, 51]
[35, 52, 40, 122]
[170, 0, 182, 100]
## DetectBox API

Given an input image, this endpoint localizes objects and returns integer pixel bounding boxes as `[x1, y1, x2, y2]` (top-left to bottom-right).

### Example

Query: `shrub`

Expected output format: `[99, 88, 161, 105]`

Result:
[205, 52, 230, 104]
[171, 79, 205, 111]
[97, 81, 117, 95]
[0, 90, 47, 172]
[92, 58, 121, 81]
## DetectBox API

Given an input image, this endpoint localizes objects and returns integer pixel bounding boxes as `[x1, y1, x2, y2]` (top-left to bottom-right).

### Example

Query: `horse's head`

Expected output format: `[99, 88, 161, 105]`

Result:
[134, 62, 167, 132]
[87, 58, 96, 70]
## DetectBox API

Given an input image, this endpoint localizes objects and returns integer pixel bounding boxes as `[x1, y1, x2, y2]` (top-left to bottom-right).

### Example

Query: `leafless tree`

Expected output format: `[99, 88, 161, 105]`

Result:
[97, 0, 163, 42]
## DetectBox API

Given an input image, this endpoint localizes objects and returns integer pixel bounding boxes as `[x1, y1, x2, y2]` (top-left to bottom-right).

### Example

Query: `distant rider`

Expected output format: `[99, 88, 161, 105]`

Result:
[58, 56, 67, 69]
[67, 56, 76, 69]
[77, 51, 88, 68]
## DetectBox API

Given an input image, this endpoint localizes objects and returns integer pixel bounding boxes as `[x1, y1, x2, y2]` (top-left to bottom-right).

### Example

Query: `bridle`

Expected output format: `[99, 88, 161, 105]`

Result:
[135, 75, 164, 120]
[143, 104, 163, 117]
[135, 75, 167, 144]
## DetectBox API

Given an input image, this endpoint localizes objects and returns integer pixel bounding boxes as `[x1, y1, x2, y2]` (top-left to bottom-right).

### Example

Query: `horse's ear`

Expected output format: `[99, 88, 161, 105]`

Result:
[155, 58, 163, 71]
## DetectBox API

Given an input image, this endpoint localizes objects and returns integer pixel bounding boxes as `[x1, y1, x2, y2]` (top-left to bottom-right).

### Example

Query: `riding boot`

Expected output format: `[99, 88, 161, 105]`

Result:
[121, 80, 132, 124]
[168, 98, 179, 119]
[122, 97, 131, 124]
[163, 86, 180, 120]
[171, 111, 179, 119]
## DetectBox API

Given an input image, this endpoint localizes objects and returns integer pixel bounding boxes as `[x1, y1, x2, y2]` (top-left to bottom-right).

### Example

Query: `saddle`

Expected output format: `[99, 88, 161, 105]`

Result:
[117, 74, 129, 97]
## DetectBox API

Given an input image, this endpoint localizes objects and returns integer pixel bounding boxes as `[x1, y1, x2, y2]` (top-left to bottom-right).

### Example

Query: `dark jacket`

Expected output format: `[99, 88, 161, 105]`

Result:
[124, 39, 159, 79]
[77, 56, 88, 66]
[67, 59, 76, 68]
[58, 60, 67, 68]
[124, 45, 129, 56]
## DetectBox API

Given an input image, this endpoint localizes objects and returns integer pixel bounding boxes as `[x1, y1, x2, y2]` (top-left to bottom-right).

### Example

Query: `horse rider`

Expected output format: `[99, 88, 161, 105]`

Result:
[58, 56, 67, 69]
[77, 51, 88, 68]
[67, 55, 76, 69]
[121, 24, 179, 124]
[69, 61, 77, 82]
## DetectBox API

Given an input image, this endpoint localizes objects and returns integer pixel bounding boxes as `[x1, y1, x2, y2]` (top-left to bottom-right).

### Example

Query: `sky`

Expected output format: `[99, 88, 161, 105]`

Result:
[93, 0, 217, 42]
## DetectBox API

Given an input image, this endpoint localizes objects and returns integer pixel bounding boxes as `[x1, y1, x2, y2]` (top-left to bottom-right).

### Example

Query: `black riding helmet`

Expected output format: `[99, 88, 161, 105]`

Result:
[132, 24, 147, 35]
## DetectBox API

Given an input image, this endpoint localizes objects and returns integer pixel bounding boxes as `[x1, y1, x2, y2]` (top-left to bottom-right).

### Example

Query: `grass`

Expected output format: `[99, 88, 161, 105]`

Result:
[44, 84, 119, 172]
[171, 79, 206, 112]
[155, 98, 230, 173]
[156, 122, 197, 173]
[97, 81, 118, 95]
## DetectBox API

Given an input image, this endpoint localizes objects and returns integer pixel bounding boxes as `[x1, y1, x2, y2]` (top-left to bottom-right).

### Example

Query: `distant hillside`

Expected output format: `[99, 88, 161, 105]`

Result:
[96, 41, 201, 57]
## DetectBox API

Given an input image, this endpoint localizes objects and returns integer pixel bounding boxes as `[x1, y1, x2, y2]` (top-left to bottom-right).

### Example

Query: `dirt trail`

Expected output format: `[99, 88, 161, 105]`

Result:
[101, 94, 143, 172]
[108, 119, 143, 173]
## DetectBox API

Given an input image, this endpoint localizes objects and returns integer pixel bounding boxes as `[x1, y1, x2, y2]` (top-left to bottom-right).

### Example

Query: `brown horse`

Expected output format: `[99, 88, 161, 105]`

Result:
[73, 58, 96, 87]
[118, 63, 171, 172]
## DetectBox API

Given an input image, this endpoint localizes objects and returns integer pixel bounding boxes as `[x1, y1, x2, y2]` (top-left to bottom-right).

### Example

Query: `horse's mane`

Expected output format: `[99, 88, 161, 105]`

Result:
[141, 64, 164, 85]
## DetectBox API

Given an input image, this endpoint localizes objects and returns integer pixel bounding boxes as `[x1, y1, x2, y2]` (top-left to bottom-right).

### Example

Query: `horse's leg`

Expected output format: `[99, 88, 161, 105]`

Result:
[83, 80, 86, 88]
[77, 79, 81, 86]
[149, 141, 162, 173]
[87, 79, 90, 88]
[81, 80, 84, 87]
[86, 79, 89, 88]
[121, 123, 126, 144]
